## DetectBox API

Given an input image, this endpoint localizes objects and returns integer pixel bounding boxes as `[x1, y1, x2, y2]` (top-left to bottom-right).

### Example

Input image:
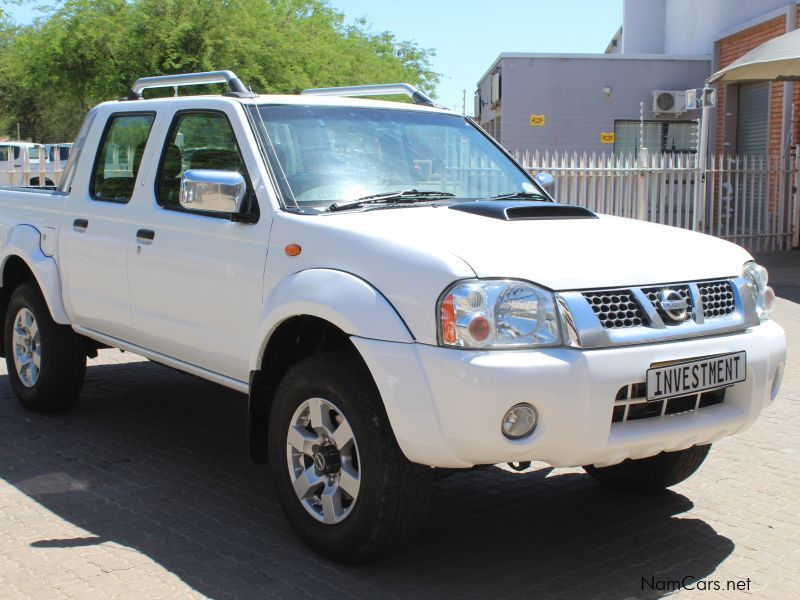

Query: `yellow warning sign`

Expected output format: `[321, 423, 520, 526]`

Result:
[600, 132, 615, 144]
[529, 114, 546, 127]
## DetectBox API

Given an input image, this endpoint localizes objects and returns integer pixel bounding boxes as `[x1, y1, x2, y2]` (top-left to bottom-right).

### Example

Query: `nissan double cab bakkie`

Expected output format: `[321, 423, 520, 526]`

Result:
[0, 71, 787, 563]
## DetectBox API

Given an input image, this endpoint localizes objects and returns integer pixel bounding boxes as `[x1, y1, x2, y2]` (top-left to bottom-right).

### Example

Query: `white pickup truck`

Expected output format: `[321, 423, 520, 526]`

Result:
[0, 71, 787, 563]
[0, 141, 61, 187]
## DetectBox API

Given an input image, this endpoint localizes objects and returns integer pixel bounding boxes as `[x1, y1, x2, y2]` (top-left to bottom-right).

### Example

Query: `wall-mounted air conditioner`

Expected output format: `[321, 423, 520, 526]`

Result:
[652, 90, 687, 115]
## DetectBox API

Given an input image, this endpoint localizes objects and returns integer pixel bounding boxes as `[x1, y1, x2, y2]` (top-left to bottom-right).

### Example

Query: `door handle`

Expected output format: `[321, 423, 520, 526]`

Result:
[73, 218, 88, 231]
[135, 229, 155, 243]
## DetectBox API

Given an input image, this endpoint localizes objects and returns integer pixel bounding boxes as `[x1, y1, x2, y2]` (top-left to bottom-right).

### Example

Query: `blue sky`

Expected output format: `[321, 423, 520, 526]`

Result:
[3, 0, 623, 113]
[330, 0, 623, 112]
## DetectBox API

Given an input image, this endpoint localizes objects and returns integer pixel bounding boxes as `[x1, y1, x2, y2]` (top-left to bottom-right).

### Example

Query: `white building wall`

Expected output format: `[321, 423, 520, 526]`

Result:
[622, 0, 666, 53]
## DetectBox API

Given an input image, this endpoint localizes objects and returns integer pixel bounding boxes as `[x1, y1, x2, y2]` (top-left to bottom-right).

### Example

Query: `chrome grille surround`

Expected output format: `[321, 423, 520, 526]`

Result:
[642, 284, 693, 320]
[557, 276, 759, 349]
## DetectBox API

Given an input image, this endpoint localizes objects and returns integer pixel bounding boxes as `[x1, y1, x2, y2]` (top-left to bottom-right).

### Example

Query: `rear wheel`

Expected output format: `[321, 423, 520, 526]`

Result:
[4, 282, 86, 412]
[268, 351, 432, 563]
[583, 444, 711, 493]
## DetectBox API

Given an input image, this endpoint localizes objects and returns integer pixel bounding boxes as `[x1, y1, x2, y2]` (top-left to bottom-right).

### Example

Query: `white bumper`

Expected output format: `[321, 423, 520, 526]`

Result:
[352, 320, 786, 468]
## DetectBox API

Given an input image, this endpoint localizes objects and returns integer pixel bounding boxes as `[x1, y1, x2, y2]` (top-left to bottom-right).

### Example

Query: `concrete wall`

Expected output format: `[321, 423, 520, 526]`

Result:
[486, 55, 710, 155]
[623, 0, 666, 53]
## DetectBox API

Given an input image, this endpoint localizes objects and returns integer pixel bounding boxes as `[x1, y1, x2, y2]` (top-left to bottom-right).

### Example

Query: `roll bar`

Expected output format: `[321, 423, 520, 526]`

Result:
[125, 70, 255, 100]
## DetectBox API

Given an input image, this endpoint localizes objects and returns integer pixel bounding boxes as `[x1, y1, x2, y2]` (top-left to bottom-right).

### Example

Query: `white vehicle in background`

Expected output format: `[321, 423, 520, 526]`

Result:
[45, 143, 73, 172]
[0, 71, 787, 563]
[0, 141, 62, 187]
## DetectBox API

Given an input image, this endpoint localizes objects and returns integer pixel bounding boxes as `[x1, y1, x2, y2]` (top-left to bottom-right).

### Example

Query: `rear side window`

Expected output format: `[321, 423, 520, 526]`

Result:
[156, 111, 256, 218]
[91, 113, 155, 203]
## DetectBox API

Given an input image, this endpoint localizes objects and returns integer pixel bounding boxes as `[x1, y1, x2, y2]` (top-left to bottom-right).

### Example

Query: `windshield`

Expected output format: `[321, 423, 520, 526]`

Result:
[248, 105, 538, 209]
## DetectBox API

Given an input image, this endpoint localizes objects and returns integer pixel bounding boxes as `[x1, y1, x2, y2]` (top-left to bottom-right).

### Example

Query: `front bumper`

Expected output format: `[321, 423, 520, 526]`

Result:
[352, 320, 786, 468]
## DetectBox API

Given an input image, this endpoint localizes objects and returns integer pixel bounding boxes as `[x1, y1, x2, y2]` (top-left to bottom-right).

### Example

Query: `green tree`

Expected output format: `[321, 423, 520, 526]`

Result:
[0, 0, 439, 141]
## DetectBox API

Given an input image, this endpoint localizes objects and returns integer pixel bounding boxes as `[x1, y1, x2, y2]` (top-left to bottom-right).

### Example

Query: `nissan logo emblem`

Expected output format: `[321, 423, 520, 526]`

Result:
[657, 289, 689, 323]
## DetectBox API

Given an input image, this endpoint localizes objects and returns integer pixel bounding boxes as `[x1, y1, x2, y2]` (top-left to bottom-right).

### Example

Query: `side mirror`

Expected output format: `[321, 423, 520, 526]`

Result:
[179, 169, 246, 213]
[534, 172, 555, 196]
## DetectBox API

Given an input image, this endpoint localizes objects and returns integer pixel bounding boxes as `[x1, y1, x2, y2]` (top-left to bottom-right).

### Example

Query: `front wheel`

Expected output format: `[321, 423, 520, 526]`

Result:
[3, 282, 86, 412]
[583, 444, 711, 493]
[268, 352, 432, 563]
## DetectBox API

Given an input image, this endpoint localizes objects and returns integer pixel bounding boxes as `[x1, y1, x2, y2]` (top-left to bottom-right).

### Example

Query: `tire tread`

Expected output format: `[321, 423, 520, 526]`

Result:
[584, 444, 711, 493]
[269, 351, 432, 563]
[4, 282, 85, 412]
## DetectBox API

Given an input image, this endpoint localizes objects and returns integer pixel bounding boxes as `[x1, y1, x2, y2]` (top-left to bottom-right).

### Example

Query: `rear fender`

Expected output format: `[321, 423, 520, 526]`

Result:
[0, 225, 69, 324]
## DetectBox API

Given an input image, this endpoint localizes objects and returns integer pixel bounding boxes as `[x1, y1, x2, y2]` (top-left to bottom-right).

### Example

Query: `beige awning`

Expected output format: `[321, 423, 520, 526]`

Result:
[708, 27, 800, 83]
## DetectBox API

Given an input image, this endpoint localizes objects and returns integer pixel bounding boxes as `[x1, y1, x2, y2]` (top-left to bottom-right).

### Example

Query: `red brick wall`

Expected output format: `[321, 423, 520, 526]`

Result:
[795, 9, 800, 150]
[715, 16, 788, 156]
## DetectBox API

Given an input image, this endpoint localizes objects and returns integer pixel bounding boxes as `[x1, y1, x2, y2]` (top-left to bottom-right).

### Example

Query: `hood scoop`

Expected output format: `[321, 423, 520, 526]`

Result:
[449, 201, 597, 221]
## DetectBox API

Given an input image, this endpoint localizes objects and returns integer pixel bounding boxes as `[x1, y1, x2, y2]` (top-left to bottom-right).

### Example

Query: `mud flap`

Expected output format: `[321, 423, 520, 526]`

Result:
[248, 370, 270, 464]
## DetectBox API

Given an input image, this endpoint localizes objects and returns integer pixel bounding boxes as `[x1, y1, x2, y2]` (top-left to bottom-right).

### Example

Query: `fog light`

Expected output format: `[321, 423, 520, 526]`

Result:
[501, 403, 538, 439]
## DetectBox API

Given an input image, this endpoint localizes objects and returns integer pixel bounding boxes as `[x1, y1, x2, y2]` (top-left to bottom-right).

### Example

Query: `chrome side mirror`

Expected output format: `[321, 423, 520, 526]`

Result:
[179, 169, 246, 213]
[534, 172, 555, 196]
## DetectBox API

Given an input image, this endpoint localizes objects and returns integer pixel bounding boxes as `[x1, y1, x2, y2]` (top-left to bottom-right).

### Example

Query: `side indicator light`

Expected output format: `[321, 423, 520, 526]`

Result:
[441, 294, 456, 344]
[285, 244, 302, 257]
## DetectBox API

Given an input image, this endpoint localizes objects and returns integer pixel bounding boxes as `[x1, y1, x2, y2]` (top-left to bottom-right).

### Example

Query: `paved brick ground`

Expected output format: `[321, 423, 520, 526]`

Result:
[1, 257, 798, 599]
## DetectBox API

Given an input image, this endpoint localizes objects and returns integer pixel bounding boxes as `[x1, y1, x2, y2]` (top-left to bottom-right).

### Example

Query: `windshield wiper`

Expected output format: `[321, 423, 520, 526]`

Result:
[490, 192, 550, 201]
[329, 190, 455, 212]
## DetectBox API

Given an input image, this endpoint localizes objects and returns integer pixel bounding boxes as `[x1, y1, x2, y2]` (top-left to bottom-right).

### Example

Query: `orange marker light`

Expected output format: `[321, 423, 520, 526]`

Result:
[441, 294, 457, 345]
[285, 244, 302, 257]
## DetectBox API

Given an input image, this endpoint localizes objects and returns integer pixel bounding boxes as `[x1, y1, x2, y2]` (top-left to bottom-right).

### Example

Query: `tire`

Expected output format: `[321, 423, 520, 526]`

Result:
[268, 351, 432, 563]
[3, 282, 86, 412]
[583, 444, 711, 493]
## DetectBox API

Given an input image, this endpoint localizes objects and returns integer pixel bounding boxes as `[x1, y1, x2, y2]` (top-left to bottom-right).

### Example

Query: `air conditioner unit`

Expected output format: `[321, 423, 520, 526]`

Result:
[652, 90, 687, 115]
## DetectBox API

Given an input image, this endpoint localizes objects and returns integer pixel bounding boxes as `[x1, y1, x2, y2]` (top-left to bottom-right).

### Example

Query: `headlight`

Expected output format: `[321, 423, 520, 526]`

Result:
[743, 261, 775, 321]
[438, 279, 561, 348]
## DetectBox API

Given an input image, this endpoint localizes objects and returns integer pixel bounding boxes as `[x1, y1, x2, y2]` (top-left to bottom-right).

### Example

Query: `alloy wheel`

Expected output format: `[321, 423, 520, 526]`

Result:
[286, 397, 361, 524]
[12, 308, 41, 388]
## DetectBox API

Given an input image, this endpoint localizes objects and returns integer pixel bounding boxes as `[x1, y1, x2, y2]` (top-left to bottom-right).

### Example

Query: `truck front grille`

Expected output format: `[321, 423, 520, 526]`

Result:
[642, 284, 693, 315]
[581, 278, 738, 329]
[582, 291, 648, 329]
[698, 281, 736, 318]
[611, 384, 725, 423]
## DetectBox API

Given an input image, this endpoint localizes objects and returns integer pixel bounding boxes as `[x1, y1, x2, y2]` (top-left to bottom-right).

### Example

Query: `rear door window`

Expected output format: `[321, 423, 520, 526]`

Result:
[91, 113, 155, 203]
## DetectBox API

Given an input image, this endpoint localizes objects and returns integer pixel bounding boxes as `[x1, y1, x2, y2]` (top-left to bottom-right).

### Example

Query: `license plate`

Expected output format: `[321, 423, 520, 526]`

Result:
[646, 351, 746, 401]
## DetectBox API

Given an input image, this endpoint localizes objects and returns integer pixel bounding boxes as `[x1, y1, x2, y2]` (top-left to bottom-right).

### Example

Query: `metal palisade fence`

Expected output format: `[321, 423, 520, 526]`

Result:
[517, 149, 799, 252]
[0, 151, 66, 189]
